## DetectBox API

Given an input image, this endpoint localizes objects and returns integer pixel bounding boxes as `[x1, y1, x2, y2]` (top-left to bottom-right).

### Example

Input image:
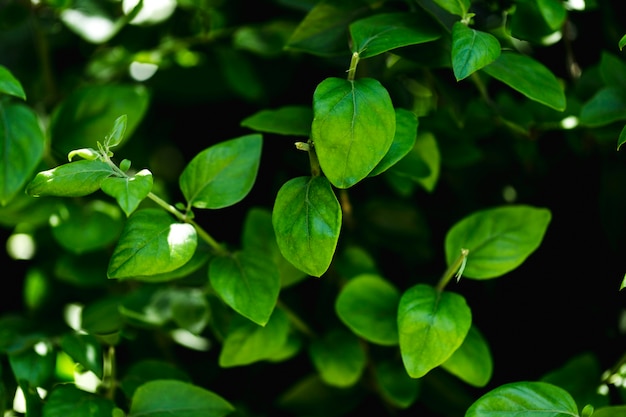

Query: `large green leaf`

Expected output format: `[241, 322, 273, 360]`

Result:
[42, 384, 115, 417]
[451, 22, 501, 81]
[349, 12, 441, 59]
[50, 84, 149, 155]
[441, 325, 492, 387]
[369, 108, 418, 177]
[209, 249, 280, 326]
[218, 308, 290, 367]
[0, 103, 46, 205]
[397, 284, 471, 379]
[335, 274, 400, 346]
[312, 77, 395, 188]
[100, 169, 153, 217]
[26, 160, 115, 198]
[309, 328, 366, 387]
[445, 205, 551, 280]
[0, 65, 26, 99]
[482, 52, 566, 111]
[272, 176, 342, 277]
[128, 380, 234, 417]
[465, 381, 578, 417]
[179, 134, 262, 209]
[107, 209, 198, 279]
[240, 106, 312, 137]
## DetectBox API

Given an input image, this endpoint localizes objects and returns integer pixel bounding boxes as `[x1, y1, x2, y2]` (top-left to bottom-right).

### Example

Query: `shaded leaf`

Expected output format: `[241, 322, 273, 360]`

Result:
[0, 65, 26, 99]
[240, 106, 312, 137]
[120, 359, 191, 399]
[373, 359, 420, 409]
[309, 328, 366, 387]
[579, 87, 626, 127]
[42, 384, 115, 417]
[441, 325, 493, 387]
[432, 0, 471, 17]
[369, 108, 418, 177]
[60, 332, 103, 379]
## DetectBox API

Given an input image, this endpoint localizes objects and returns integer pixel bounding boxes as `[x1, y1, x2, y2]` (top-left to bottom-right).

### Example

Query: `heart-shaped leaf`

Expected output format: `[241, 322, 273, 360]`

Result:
[451, 22, 501, 81]
[101, 169, 153, 217]
[441, 325, 493, 387]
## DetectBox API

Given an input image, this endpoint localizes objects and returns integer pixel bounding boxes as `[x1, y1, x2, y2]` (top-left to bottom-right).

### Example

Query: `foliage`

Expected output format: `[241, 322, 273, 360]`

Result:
[2, 0, 626, 416]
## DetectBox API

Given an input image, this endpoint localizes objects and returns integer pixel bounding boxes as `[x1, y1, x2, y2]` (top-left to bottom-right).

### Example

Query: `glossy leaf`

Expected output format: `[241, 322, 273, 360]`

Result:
[0, 65, 26, 99]
[397, 284, 471, 379]
[0, 103, 45, 205]
[179, 134, 262, 209]
[26, 160, 115, 198]
[107, 209, 198, 279]
[209, 249, 280, 326]
[451, 22, 501, 81]
[240, 106, 312, 137]
[60, 332, 103, 378]
[482, 52, 566, 111]
[285, 0, 370, 56]
[219, 308, 290, 367]
[128, 380, 234, 417]
[369, 108, 418, 177]
[335, 274, 400, 346]
[309, 328, 366, 387]
[441, 325, 493, 387]
[432, 0, 470, 17]
[50, 84, 149, 155]
[101, 169, 153, 217]
[272, 176, 342, 277]
[42, 384, 115, 417]
[373, 359, 420, 409]
[349, 12, 441, 59]
[465, 381, 578, 417]
[579, 87, 626, 127]
[445, 205, 551, 280]
[312, 77, 395, 188]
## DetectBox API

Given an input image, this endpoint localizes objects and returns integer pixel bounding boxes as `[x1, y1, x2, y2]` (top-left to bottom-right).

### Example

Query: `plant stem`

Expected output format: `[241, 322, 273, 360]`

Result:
[347, 52, 360, 81]
[308, 142, 321, 177]
[436, 248, 469, 292]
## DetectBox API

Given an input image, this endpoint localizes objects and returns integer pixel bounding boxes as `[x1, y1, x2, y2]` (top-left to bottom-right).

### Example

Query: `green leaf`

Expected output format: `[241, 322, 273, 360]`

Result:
[128, 380, 234, 417]
[465, 381, 578, 417]
[432, 0, 471, 17]
[397, 284, 471, 379]
[272, 176, 342, 277]
[179, 134, 262, 209]
[441, 325, 492, 387]
[120, 359, 191, 399]
[218, 308, 290, 367]
[0, 65, 26, 99]
[373, 359, 420, 409]
[312, 77, 395, 188]
[285, 0, 370, 56]
[1, 103, 46, 205]
[349, 12, 441, 59]
[104, 114, 127, 149]
[335, 274, 400, 346]
[444, 205, 552, 280]
[537, 0, 567, 31]
[240, 106, 312, 137]
[26, 160, 115, 198]
[81, 296, 125, 336]
[107, 208, 198, 279]
[600, 52, 626, 91]
[387, 133, 432, 182]
[9, 341, 56, 387]
[482, 52, 566, 111]
[209, 249, 280, 326]
[309, 328, 366, 388]
[369, 108, 418, 177]
[42, 384, 115, 417]
[101, 169, 153, 217]
[60, 332, 103, 379]
[579, 87, 626, 127]
[620, 34, 626, 50]
[592, 406, 626, 417]
[50, 84, 149, 155]
[451, 22, 501, 81]
[413, 131, 441, 193]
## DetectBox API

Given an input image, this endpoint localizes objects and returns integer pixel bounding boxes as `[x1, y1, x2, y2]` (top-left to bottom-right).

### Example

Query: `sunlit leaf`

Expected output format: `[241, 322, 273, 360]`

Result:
[101, 169, 153, 217]
[60, 332, 104, 378]
[432, 0, 471, 17]
[451, 22, 501, 81]
[26, 160, 115, 198]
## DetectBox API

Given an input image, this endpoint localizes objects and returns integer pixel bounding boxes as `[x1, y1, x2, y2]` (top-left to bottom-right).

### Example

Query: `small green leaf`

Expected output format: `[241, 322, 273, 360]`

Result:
[1, 103, 46, 205]
[369, 108, 418, 177]
[67, 148, 99, 162]
[272, 176, 342, 277]
[451, 22, 501, 81]
[309, 328, 366, 388]
[240, 106, 312, 137]
[26, 160, 115, 198]
[101, 169, 153, 217]
[60, 332, 104, 378]
[482, 52, 566, 111]
[209, 249, 280, 326]
[219, 308, 290, 367]
[128, 380, 234, 417]
[537, 0, 567, 31]
[0, 65, 26, 99]
[397, 284, 471, 379]
[432, 0, 471, 17]
[620, 34, 626, 50]
[441, 325, 493, 387]
[180, 134, 262, 209]
[465, 381, 578, 417]
[107, 209, 198, 279]
[373, 359, 420, 409]
[335, 274, 400, 346]
[42, 384, 115, 417]
[445, 205, 552, 280]
[312, 77, 395, 188]
[579, 87, 626, 127]
[104, 114, 127, 149]
[413, 131, 441, 193]
[349, 12, 441, 59]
